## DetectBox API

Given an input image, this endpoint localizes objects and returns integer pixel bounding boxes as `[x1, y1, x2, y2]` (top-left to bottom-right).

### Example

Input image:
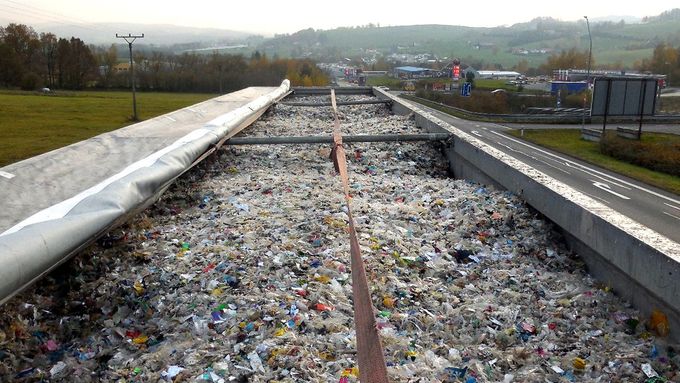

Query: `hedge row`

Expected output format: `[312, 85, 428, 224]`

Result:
[600, 133, 680, 176]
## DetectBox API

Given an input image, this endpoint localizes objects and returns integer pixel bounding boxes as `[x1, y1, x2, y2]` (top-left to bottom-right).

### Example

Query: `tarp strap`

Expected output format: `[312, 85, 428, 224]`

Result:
[329, 89, 390, 383]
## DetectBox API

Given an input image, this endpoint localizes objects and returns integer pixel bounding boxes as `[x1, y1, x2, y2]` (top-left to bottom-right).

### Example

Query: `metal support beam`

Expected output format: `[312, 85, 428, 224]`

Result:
[226, 133, 451, 145]
[280, 100, 391, 107]
[292, 87, 373, 95]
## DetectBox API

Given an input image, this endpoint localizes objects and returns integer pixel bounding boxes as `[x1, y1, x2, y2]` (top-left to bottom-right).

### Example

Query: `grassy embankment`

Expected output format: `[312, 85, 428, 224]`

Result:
[367, 76, 541, 93]
[0, 90, 216, 167]
[508, 129, 680, 195]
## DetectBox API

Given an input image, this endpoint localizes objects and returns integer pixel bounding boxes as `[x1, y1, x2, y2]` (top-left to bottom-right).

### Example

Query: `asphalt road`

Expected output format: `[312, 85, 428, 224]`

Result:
[417, 104, 680, 244]
[505, 122, 680, 135]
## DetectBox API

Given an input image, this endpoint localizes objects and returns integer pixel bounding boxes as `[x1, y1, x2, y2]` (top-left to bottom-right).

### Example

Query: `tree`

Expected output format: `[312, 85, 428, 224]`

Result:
[97, 44, 118, 88]
[514, 59, 529, 74]
[638, 43, 679, 85]
[540, 48, 592, 74]
[54, 37, 96, 89]
[0, 23, 41, 87]
[40, 33, 57, 87]
[55, 38, 70, 88]
[465, 71, 475, 88]
[68, 38, 96, 89]
[0, 42, 21, 87]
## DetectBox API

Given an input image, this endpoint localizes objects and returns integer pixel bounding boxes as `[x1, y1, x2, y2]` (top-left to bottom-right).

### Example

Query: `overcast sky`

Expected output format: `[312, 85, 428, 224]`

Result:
[0, 0, 675, 35]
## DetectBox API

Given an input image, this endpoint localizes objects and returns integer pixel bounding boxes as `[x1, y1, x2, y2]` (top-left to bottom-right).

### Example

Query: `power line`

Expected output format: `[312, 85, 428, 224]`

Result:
[0, 0, 106, 32]
[0, 0, 103, 28]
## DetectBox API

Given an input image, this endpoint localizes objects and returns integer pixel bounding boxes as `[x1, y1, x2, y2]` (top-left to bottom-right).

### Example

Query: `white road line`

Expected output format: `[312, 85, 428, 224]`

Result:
[489, 130, 680, 205]
[579, 190, 610, 205]
[664, 203, 680, 212]
[564, 162, 631, 190]
[531, 149, 580, 169]
[536, 158, 571, 174]
[0, 171, 15, 179]
[490, 123, 513, 130]
[663, 211, 680, 221]
[497, 142, 518, 152]
[471, 130, 483, 137]
[496, 142, 570, 174]
[592, 181, 631, 200]
[164, 116, 177, 122]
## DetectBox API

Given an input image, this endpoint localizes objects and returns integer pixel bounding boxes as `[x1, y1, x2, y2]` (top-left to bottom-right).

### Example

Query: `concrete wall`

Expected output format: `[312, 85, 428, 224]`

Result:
[373, 87, 680, 341]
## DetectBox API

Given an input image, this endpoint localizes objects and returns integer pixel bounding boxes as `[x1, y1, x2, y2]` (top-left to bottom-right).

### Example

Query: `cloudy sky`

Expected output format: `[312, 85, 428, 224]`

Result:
[0, 0, 674, 35]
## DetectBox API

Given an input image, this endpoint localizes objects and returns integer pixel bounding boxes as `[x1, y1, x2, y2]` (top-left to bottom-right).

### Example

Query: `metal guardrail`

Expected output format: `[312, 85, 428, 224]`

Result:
[403, 95, 680, 124]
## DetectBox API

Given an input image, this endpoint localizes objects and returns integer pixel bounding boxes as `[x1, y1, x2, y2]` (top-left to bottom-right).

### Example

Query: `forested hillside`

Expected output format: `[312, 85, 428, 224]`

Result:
[258, 9, 680, 70]
[0, 23, 327, 92]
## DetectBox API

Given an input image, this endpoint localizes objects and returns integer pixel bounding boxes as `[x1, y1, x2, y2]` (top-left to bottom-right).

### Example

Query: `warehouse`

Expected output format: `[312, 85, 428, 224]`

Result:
[393, 66, 437, 79]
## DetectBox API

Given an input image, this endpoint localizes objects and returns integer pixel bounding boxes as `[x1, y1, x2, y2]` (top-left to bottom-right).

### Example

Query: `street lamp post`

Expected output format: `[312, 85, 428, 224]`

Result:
[581, 16, 592, 131]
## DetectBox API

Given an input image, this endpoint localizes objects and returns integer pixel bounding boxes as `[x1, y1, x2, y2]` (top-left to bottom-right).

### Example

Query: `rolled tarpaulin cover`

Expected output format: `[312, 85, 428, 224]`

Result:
[0, 80, 290, 305]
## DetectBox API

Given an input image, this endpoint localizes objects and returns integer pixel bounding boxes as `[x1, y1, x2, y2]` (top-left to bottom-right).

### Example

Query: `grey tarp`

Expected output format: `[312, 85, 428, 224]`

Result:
[0, 80, 290, 304]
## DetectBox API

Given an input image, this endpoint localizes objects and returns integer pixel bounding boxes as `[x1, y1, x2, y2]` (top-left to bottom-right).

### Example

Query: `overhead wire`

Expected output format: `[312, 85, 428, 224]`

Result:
[0, 0, 107, 32]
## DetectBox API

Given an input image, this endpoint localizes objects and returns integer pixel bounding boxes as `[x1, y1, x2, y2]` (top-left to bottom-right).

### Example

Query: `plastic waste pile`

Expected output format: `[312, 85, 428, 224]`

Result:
[0, 95, 677, 382]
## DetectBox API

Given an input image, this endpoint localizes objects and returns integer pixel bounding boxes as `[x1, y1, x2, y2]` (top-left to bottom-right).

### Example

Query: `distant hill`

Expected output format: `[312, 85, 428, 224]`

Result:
[590, 15, 641, 24]
[256, 9, 680, 69]
[3, 9, 679, 69]
[32, 22, 256, 46]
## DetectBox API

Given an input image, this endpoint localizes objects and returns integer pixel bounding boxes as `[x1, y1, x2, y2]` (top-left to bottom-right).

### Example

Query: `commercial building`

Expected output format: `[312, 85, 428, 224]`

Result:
[393, 66, 437, 79]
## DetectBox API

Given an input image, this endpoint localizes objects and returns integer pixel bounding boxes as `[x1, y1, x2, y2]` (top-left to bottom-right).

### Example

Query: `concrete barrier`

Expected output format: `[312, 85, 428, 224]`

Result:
[373, 86, 680, 342]
[581, 128, 602, 142]
[617, 127, 641, 140]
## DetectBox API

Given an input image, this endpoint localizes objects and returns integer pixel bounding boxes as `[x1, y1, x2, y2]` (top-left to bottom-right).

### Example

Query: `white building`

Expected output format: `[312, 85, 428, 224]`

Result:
[476, 70, 522, 79]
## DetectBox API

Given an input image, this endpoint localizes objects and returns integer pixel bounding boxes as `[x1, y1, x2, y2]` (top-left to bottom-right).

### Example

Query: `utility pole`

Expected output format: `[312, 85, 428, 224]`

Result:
[581, 16, 592, 132]
[116, 33, 144, 121]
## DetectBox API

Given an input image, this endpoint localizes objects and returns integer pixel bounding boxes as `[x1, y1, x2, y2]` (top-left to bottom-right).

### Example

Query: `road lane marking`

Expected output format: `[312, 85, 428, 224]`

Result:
[0, 171, 15, 179]
[564, 162, 631, 189]
[471, 130, 483, 137]
[664, 203, 680, 212]
[489, 123, 513, 130]
[663, 211, 680, 221]
[579, 190, 610, 205]
[496, 142, 570, 174]
[536, 158, 571, 174]
[592, 181, 631, 200]
[164, 116, 177, 122]
[489, 130, 680, 205]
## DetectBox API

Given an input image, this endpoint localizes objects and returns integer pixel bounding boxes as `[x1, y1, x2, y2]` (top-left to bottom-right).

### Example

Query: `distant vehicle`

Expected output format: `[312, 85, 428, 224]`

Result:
[41, 88, 51, 93]
[377, 86, 390, 91]
[491, 89, 507, 94]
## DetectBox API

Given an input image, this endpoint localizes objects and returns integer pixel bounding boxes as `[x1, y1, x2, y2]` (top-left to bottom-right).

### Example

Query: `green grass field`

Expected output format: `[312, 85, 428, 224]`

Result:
[507, 129, 680, 195]
[0, 90, 216, 167]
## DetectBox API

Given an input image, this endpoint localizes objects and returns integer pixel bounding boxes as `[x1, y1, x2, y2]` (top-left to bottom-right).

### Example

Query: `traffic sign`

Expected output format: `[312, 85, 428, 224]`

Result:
[461, 82, 472, 97]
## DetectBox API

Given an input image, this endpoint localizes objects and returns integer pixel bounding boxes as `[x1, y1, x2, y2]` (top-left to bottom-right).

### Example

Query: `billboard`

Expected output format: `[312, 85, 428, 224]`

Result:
[591, 78, 658, 117]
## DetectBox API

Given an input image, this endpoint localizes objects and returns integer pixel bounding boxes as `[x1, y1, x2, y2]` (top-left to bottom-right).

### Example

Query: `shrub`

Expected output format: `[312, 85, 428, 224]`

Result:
[20, 72, 42, 91]
[600, 132, 680, 176]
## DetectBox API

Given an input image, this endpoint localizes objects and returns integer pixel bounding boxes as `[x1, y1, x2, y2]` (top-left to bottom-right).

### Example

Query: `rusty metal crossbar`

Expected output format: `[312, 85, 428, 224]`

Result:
[226, 133, 450, 145]
[280, 99, 391, 107]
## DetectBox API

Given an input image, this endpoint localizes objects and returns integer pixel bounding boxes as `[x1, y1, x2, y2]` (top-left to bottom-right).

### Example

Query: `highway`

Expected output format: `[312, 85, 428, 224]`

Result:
[416, 103, 680, 244]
